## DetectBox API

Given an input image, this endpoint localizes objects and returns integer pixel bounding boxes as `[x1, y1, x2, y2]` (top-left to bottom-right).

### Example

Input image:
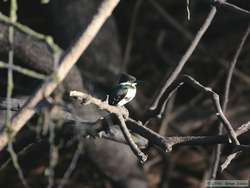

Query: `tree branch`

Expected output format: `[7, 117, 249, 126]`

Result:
[211, 0, 250, 17]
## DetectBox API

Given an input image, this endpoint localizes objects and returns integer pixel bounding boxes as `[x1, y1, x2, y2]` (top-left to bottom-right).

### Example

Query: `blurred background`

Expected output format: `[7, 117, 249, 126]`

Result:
[0, 0, 250, 188]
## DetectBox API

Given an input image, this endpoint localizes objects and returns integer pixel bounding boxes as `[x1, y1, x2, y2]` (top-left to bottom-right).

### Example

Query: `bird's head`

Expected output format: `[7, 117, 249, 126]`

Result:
[118, 73, 144, 86]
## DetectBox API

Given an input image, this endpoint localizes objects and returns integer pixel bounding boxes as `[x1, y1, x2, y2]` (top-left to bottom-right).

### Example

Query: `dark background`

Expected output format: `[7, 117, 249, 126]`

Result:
[0, 0, 250, 188]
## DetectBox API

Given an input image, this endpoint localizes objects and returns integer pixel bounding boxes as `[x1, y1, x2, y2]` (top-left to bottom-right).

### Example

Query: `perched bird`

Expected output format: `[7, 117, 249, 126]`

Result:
[109, 73, 141, 106]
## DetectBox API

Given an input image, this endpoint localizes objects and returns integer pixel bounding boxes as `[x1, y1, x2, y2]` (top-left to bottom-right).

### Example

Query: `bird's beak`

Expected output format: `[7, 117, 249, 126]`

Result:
[135, 80, 144, 86]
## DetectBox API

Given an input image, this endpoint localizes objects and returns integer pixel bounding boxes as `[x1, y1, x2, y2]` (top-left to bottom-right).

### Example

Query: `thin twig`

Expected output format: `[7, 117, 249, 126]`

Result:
[0, 0, 120, 151]
[145, 80, 184, 121]
[157, 82, 183, 119]
[158, 92, 176, 135]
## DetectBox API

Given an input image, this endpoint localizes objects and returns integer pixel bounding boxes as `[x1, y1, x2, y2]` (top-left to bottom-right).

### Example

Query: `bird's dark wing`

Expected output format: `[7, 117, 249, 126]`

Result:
[108, 85, 128, 105]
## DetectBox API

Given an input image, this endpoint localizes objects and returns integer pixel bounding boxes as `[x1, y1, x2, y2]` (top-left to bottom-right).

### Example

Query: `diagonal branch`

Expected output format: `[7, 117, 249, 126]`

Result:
[211, 0, 250, 16]
[117, 115, 147, 163]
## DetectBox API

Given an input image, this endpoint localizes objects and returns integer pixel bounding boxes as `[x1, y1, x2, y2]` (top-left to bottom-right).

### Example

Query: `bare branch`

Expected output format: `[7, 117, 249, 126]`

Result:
[69, 90, 129, 118]
[117, 115, 147, 163]
[127, 119, 250, 151]
[212, 0, 250, 17]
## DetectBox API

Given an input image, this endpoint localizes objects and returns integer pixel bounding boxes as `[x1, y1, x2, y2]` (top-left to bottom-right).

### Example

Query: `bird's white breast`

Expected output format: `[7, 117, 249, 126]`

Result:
[117, 87, 136, 106]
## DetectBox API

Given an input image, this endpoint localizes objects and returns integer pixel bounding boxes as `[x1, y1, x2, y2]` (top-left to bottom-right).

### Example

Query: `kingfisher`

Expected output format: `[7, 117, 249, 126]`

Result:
[108, 73, 141, 106]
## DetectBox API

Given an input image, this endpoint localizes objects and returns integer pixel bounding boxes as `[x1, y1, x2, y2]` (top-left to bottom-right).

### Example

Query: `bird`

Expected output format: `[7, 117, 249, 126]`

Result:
[108, 73, 140, 106]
